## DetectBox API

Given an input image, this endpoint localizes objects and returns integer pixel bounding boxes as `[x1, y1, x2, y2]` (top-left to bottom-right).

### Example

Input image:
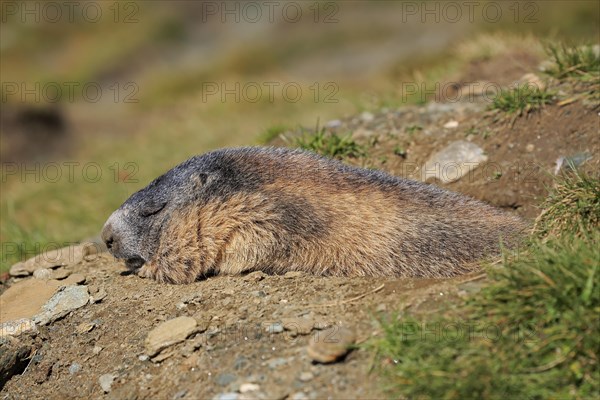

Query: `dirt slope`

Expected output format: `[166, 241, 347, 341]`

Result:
[2, 252, 480, 399]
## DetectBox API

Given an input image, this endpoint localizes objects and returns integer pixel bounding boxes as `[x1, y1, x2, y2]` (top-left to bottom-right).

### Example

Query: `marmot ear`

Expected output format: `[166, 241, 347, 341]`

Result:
[191, 172, 208, 190]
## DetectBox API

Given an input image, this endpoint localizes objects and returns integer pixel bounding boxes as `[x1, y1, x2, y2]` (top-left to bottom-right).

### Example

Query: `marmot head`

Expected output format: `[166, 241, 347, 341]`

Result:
[101, 158, 209, 271]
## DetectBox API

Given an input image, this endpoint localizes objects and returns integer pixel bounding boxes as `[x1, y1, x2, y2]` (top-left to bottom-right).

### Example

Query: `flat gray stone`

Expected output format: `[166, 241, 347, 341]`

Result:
[145, 316, 197, 357]
[32, 285, 90, 326]
[8, 263, 29, 277]
[423, 140, 487, 183]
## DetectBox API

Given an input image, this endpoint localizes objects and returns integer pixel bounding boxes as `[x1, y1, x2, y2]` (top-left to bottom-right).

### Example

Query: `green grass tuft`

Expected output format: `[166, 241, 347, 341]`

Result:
[373, 236, 599, 400]
[295, 129, 367, 160]
[490, 85, 555, 115]
[371, 171, 600, 400]
[545, 42, 600, 81]
[534, 170, 600, 241]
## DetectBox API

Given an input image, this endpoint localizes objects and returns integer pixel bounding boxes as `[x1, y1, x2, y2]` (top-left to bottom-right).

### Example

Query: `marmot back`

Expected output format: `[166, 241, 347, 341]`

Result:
[101, 147, 526, 284]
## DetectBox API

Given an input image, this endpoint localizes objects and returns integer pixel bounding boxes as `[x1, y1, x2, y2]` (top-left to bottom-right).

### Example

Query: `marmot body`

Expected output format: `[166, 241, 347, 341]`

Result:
[101, 147, 525, 284]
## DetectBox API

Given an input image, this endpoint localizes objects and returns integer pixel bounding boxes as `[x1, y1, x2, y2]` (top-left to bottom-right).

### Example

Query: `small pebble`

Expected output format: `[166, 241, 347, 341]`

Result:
[33, 268, 52, 280]
[239, 383, 260, 393]
[325, 119, 342, 128]
[443, 120, 459, 129]
[290, 392, 308, 400]
[69, 273, 86, 284]
[283, 271, 304, 279]
[265, 323, 284, 334]
[212, 393, 238, 400]
[91, 288, 107, 303]
[69, 363, 81, 374]
[215, 373, 237, 387]
[52, 268, 71, 280]
[360, 111, 374, 122]
[76, 322, 95, 334]
[307, 327, 356, 364]
[99, 373, 116, 393]
[242, 271, 265, 282]
[299, 372, 314, 382]
[267, 357, 288, 370]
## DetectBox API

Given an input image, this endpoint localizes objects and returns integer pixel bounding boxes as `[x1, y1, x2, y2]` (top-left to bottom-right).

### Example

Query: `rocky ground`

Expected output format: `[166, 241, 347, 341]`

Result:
[1, 245, 486, 400]
[1, 52, 598, 399]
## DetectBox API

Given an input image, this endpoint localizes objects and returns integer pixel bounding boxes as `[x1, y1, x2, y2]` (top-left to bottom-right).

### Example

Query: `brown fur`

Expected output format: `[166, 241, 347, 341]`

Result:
[134, 149, 526, 284]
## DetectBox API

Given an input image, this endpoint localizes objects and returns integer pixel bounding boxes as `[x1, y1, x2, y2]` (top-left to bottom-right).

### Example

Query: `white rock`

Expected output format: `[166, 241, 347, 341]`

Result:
[99, 373, 116, 393]
[239, 383, 260, 393]
[69, 363, 81, 374]
[212, 393, 238, 400]
[299, 372, 314, 382]
[33, 268, 52, 280]
[422, 141, 488, 184]
[265, 323, 283, 334]
[443, 120, 459, 129]
[0, 319, 36, 337]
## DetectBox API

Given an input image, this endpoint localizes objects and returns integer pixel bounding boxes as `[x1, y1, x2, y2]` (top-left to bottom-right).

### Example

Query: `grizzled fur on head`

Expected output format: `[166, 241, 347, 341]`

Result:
[102, 157, 211, 270]
[102, 146, 527, 284]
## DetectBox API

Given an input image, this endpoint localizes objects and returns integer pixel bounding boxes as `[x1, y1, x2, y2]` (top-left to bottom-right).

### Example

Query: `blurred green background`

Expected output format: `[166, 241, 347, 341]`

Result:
[1, 0, 598, 271]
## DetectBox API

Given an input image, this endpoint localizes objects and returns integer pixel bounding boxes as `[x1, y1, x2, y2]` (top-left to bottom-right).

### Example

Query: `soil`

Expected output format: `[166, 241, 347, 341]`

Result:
[2, 253, 480, 399]
[348, 98, 598, 220]
[1, 52, 598, 399]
